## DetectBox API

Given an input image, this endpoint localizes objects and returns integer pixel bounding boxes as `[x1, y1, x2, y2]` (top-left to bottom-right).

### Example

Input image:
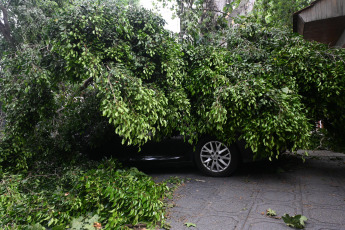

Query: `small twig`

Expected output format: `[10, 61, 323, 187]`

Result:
[25, 173, 60, 180]
[106, 65, 117, 101]
[218, 40, 227, 47]
[80, 76, 93, 91]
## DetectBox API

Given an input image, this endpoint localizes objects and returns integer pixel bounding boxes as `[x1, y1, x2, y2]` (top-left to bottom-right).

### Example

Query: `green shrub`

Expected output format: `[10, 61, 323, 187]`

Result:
[0, 158, 169, 229]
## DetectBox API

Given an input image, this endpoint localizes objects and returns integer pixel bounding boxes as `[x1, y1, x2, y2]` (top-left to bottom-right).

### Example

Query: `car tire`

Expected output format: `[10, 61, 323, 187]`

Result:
[194, 138, 239, 177]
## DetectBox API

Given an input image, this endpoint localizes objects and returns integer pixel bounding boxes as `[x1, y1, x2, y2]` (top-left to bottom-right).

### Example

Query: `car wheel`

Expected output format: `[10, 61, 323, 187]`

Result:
[195, 138, 239, 177]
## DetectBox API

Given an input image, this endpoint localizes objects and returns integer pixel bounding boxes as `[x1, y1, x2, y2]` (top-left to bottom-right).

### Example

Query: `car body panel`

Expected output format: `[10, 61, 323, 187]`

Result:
[120, 136, 253, 165]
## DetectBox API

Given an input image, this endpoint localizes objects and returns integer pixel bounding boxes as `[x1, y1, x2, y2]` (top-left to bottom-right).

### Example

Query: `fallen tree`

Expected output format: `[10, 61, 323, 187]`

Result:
[0, 0, 344, 170]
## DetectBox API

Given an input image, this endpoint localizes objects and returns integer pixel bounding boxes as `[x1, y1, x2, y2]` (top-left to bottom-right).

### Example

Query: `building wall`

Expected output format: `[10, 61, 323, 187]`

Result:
[299, 0, 345, 23]
[335, 29, 345, 47]
[294, 0, 345, 47]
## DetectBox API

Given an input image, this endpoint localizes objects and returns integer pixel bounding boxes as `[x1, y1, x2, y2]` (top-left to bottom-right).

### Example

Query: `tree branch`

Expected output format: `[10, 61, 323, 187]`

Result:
[56, 77, 94, 113]
[80, 76, 93, 91]
[106, 65, 117, 102]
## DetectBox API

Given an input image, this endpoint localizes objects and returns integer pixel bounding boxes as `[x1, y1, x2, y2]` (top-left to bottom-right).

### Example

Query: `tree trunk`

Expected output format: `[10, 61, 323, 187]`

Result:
[230, 0, 256, 18]
[0, 4, 15, 47]
[208, 0, 256, 18]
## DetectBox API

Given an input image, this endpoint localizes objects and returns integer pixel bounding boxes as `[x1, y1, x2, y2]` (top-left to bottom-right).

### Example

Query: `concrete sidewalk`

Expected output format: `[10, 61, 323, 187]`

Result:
[145, 150, 345, 230]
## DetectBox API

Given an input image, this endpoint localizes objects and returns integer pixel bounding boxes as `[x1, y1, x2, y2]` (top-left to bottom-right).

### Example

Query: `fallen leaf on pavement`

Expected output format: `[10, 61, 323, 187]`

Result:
[184, 222, 197, 228]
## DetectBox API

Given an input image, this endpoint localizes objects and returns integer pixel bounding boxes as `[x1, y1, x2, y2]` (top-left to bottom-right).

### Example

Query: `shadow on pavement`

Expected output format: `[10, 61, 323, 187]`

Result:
[122, 153, 314, 178]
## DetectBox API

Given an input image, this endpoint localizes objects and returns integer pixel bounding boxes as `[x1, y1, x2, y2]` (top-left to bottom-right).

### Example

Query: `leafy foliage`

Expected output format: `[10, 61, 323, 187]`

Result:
[0, 0, 68, 55]
[1, 1, 342, 229]
[0, 158, 169, 229]
[0, 102, 4, 138]
[157, 0, 243, 46]
[184, 222, 197, 227]
[252, 0, 313, 29]
[223, 21, 345, 154]
[282, 214, 308, 229]
[0, 1, 189, 169]
[1, 0, 345, 171]
[266, 208, 277, 216]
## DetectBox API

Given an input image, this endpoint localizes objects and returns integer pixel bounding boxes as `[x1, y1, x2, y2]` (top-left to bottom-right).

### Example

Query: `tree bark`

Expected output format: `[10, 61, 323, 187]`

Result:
[0, 4, 15, 47]
[229, 0, 256, 18]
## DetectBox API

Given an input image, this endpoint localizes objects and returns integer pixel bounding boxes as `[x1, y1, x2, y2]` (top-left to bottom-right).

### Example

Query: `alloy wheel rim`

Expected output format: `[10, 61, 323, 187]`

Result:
[200, 141, 231, 173]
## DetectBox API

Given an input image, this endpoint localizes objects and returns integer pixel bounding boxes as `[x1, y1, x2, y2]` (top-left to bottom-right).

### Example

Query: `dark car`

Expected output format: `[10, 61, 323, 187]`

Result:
[118, 136, 253, 177]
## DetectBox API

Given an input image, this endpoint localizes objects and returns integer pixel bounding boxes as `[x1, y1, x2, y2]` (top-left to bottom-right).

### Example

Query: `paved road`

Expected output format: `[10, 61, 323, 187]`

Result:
[137, 150, 345, 230]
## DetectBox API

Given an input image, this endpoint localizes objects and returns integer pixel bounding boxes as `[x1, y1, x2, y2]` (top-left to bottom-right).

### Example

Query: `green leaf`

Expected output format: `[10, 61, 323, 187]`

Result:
[281, 87, 290, 94]
[282, 214, 308, 229]
[184, 222, 197, 228]
[266, 208, 277, 216]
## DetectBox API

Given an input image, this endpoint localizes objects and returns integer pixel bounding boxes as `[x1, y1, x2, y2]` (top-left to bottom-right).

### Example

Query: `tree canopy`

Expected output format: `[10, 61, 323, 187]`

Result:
[252, 0, 313, 28]
[0, 0, 344, 170]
